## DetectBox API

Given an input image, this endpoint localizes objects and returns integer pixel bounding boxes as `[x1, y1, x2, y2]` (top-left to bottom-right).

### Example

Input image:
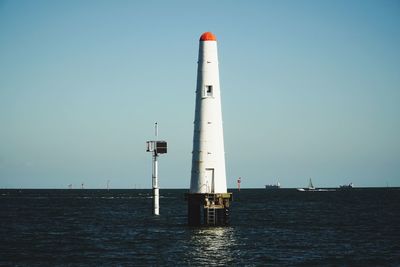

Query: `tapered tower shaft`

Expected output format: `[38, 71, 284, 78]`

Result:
[190, 32, 227, 194]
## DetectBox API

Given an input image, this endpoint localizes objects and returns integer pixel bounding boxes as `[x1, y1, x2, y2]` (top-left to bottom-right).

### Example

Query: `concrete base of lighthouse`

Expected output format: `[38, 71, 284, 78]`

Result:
[185, 193, 232, 226]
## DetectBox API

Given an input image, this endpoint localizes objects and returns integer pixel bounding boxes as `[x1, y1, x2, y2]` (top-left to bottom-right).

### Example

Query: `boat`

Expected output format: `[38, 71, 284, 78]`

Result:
[339, 182, 354, 189]
[297, 178, 317, 192]
[265, 181, 280, 189]
[297, 178, 336, 192]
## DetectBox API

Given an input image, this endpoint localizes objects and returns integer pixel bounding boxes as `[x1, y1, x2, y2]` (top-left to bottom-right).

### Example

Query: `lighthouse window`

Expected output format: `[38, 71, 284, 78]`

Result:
[205, 85, 213, 97]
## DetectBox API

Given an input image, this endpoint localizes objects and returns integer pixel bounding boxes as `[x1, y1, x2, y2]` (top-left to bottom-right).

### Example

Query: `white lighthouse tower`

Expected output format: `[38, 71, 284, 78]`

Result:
[186, 32, 232, 226]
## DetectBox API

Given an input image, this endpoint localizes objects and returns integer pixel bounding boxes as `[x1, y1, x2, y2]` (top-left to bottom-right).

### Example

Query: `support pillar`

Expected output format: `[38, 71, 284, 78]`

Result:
[185, 193, 232, 226]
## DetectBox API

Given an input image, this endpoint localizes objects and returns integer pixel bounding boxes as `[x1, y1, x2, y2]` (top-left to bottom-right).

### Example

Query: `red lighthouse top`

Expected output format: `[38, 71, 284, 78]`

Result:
[200, 32, 217, 41]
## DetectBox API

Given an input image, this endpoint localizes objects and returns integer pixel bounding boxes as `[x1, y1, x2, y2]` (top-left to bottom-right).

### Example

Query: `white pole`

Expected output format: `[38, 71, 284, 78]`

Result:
[152, 152, 159, 215]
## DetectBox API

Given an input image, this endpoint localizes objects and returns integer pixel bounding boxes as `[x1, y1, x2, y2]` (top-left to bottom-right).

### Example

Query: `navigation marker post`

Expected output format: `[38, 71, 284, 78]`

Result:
[146, 122, 167, 215]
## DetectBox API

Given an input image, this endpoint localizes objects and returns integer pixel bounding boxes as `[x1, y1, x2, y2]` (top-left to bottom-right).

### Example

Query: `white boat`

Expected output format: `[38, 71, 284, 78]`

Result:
[297, 178, 317, 192]
[297, 178, 336, 192]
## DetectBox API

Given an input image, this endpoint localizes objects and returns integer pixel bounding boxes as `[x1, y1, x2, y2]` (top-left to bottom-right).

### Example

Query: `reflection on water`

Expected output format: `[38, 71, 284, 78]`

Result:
[186, 227, 237, 266]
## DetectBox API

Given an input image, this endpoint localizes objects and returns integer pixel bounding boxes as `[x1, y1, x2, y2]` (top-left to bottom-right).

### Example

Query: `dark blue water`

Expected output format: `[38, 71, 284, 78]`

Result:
[1, 188, 399, 266]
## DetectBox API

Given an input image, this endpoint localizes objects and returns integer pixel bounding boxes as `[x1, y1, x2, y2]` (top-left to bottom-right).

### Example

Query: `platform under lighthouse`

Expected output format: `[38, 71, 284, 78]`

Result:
[185, 32, 232, 226]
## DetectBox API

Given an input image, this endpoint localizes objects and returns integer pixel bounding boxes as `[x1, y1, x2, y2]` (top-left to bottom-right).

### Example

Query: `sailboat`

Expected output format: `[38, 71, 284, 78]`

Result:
[297, 178, 317, 192]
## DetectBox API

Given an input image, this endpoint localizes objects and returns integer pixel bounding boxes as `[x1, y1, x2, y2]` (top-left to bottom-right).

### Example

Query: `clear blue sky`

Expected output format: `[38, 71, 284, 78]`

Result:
[1, 0, 399, 188]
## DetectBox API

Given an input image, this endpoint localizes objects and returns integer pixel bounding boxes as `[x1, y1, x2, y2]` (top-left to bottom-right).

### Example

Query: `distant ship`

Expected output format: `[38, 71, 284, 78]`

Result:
[265, 181, 280, 189]
[339, 182, 354, 189]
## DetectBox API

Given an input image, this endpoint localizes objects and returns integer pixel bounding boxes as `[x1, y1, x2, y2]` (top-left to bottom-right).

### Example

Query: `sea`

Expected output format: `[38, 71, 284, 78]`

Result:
[1, 188, 399, 266]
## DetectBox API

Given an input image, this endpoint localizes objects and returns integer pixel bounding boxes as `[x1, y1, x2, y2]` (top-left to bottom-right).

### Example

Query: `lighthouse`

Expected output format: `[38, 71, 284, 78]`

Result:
[185, 32, 232, 226]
